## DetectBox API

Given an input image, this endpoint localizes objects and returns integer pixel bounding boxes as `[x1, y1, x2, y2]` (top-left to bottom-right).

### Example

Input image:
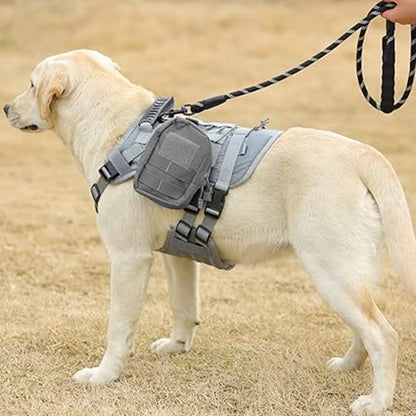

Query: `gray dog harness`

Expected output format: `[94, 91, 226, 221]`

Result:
[91, 97, 283, 269]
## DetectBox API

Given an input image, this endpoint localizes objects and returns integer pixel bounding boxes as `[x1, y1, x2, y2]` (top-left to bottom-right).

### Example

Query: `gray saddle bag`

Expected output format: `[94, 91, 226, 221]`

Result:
[134, 117, 212, 209]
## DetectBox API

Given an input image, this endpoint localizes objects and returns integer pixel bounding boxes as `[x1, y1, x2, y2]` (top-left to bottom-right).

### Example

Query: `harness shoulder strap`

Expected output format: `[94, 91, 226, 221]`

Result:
[194, 129, 247, 245]
[90, 97, 174, 212]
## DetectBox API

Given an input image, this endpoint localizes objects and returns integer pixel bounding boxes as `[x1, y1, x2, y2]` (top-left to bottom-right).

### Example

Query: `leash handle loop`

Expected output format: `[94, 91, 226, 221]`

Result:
[357, 18, 416, 113]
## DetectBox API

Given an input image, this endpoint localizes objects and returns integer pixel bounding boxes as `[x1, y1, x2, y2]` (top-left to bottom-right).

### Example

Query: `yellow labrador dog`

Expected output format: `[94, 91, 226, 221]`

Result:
[4, 50, 416, 415]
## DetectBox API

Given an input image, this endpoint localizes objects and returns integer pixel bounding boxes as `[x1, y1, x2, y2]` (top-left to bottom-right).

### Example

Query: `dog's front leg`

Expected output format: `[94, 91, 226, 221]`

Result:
[73, 252, 153, 384]
[151, 256, 200, 355]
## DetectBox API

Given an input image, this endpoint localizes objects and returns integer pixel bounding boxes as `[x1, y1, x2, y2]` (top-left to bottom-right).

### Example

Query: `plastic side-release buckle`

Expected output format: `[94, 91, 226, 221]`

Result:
[205, 188, 228, 218]
[194, 187, 228, 245]
[184, 190, 202, 214]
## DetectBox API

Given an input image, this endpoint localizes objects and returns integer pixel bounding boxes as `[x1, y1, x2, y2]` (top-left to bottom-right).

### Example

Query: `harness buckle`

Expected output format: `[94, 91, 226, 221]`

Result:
[184, 189, 203, 214]
[205, 188, 228, 218]
[99, 161, 119, 181]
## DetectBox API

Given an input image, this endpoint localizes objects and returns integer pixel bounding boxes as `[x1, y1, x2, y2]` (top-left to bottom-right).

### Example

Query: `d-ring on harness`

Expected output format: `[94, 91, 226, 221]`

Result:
[166, 1, 416, 117]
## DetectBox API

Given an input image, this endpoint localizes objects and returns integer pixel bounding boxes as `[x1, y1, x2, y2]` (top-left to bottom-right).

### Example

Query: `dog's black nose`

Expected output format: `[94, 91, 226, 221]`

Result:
[3, 104, 10, 116]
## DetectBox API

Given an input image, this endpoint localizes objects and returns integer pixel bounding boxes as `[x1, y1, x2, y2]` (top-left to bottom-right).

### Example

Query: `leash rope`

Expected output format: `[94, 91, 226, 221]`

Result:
[168, 1, 415, 117]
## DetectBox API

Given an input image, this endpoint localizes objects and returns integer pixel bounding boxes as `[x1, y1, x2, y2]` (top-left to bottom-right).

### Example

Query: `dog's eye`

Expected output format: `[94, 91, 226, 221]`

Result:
[30, 80, 34, 89]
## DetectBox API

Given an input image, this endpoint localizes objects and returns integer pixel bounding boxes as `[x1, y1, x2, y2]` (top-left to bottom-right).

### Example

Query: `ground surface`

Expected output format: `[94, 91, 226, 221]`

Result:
[0, 1, 415, 415]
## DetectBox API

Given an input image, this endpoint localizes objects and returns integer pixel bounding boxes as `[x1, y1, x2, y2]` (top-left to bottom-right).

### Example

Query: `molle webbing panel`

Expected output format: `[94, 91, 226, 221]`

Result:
[134, 118, 212, 209]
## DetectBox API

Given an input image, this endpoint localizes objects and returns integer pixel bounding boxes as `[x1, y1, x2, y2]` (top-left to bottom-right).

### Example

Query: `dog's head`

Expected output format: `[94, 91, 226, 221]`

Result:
[3, 49, 121, 133]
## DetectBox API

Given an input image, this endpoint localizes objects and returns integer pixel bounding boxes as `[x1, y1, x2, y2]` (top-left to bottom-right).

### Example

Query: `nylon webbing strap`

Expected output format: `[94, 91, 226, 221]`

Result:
[173, 128, 246, 249]
[91, 176, 109, 211]
[165, 1, 414, 117]
[211, 129, 247, 193]
[195, 129, 247, 245]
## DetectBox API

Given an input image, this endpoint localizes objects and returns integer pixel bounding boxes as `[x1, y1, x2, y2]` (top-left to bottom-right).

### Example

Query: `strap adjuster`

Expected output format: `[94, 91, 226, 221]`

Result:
[205, 188, 228, 219]
[195, 225, 211, 245]
[99, 161, 119, 181]
[90, 176, 110, 213]
[176, 220, 193, 239]
[90, 183, 102, 213]
[90, 183, 101, 203]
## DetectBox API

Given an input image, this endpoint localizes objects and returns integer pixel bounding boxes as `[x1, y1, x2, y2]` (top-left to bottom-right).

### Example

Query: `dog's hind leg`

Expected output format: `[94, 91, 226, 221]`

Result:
[151, 256, 200, 354]
[73, 252, 153, 384]
[289, 187, 399, 413]
[327, 248, 380, 373]
[293, 245, 398, 414]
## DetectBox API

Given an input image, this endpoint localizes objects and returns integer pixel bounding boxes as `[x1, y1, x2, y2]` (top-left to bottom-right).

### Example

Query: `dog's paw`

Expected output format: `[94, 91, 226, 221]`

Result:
[350, 394, 391, 415]
[327, 356, 363, 372]
[72, 367, 118, 385]
[327, 356, 353, 371]
[150, 337, 191, 355]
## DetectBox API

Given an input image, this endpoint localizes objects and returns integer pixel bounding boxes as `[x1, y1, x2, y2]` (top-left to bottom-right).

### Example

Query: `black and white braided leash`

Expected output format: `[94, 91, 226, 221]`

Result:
[167, 1, 416, 117]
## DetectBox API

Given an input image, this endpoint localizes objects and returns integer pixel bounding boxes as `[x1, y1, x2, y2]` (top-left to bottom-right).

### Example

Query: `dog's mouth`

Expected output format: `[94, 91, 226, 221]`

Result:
[20, 124, 39, 131]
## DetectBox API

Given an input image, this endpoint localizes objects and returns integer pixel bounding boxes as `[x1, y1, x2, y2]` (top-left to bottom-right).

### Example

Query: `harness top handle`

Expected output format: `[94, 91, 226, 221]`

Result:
[165, 1, 415, 117]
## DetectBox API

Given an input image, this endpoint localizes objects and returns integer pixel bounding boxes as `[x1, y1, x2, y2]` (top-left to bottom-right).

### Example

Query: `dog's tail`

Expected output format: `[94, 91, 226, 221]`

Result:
[359, 146, 416, 294]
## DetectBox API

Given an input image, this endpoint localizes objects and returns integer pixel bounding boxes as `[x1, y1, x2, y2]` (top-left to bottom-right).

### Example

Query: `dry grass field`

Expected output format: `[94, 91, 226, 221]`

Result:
[0, 0, 415, 415]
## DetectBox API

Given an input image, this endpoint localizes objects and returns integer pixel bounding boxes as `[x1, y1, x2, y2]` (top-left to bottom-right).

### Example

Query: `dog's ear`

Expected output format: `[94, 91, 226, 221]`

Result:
[36, 70, 68, 120]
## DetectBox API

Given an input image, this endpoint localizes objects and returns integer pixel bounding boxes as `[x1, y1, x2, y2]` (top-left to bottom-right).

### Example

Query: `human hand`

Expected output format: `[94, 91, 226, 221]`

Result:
[382, 0, 416, 24]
